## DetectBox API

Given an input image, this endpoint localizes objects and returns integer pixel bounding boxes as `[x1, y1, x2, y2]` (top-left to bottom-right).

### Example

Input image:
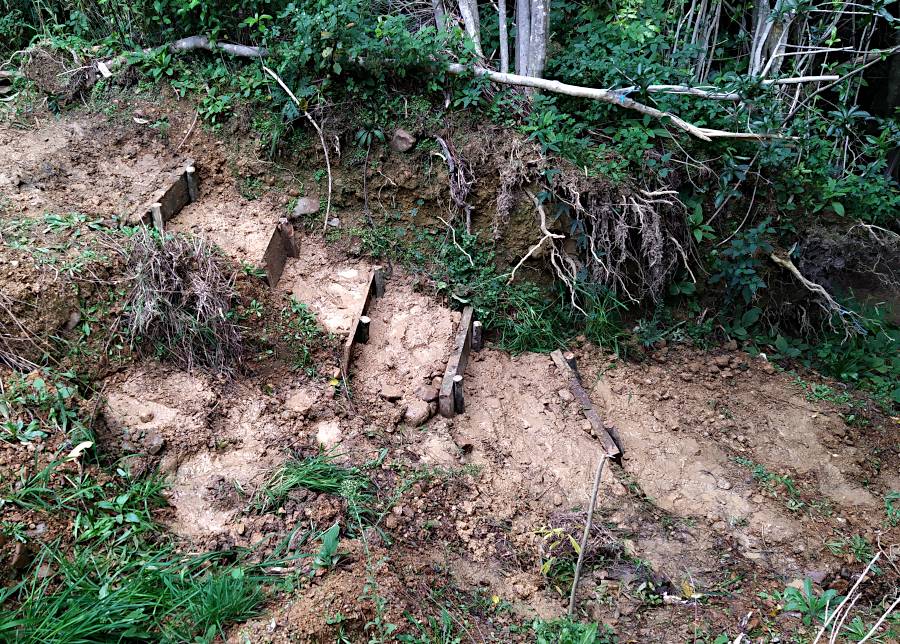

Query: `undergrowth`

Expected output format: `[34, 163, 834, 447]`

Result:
[0, 368, 304, 643]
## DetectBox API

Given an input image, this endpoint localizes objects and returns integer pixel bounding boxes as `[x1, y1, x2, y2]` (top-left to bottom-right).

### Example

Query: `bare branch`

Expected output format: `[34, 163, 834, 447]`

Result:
[262, 66, 333, 233]
[445, 63, 782, 140]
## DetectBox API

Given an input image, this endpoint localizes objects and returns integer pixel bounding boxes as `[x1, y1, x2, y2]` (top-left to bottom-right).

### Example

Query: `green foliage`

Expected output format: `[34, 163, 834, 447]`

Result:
[398, 609, 462, 644]
[886, 491, 900, 527]
[0, 372, 92, 448]
[275, 296, 323, 372]
[782, 578, 843, 626]
[531, 617, 617, 644]
[313, 522, 341, 569]
[709, 220, 775, 305]
[0, 544, 272, 642]
[253, 452, 370, 512]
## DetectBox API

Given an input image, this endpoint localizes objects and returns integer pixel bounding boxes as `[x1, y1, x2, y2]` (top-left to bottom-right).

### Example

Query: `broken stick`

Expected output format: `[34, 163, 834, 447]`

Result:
[550, 349, 620, 457]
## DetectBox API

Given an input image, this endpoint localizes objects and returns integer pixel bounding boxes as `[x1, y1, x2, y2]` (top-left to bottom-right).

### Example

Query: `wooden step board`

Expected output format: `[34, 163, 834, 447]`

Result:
[550, 349, 621, 457]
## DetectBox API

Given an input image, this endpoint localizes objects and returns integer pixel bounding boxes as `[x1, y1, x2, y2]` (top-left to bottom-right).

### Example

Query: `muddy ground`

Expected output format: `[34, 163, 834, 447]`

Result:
[0, 95, 898, 643]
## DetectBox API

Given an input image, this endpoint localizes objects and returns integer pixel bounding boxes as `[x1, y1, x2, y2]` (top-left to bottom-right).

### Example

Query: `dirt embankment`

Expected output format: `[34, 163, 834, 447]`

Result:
[1, 101, 897, 643]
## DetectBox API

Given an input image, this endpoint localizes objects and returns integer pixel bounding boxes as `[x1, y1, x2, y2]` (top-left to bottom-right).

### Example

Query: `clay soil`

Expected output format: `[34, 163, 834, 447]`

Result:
[0, 97, 898, 643]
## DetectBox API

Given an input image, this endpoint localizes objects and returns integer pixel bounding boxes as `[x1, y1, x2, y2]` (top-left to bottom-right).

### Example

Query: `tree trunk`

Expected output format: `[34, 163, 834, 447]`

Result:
[515, 0, 531, 76]
[458, 0, 483, 56]
[432, 0, 446, 29]
[498, 0, 510, 74]
[527, 0, 549, 80]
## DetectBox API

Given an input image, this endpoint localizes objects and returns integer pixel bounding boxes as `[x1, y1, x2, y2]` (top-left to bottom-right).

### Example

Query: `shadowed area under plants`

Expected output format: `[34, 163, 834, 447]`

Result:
[123, 228, 241, 371]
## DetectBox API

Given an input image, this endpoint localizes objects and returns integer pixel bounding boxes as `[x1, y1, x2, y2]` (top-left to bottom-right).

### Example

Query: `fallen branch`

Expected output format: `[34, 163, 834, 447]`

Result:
[262, 66, 332, 232]
[639, 75, 838, 100]
[568, 455, 608, 616]
[445, 63, 782, 141]
[103, 35, 267, 74]
[169, 35, 267, 59]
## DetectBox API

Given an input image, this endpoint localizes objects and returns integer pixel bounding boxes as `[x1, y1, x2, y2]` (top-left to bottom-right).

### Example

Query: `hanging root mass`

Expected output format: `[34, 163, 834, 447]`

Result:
[123, 229, 242, 372]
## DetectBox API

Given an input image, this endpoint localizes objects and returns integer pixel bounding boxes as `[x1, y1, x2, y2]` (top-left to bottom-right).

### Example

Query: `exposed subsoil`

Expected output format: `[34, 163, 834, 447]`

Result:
[1, 101, 897, 643]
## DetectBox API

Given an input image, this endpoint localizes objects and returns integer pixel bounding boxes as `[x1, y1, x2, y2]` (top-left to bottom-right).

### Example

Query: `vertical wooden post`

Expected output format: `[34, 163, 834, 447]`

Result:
[185, 166, 198, 202]
[472, 321, 483, 351]
[356, 316, 371, 344]
[278, 218, 299, 257]
[452, 374, 464, 414]
[373, 265, 385, 298]
[151, 202, 164, 233]
[564, 351, 577, 370]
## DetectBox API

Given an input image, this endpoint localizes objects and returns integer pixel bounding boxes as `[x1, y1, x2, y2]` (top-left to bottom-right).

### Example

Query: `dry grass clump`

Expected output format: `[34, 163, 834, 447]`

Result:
[123, 229, 241, 371]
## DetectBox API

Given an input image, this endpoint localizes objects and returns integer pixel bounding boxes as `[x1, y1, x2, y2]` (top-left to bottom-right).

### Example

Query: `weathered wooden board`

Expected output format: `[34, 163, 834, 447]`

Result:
[550, 349, 621, 457]
[262, 219, 300, 288]
[131, 159, 197, 227]
[341, 266, 384, 375]
[438, 305, 475, 418]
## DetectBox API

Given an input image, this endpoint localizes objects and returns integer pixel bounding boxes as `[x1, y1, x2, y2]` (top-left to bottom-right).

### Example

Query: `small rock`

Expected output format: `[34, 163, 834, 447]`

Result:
[551, 494, 564, 507]
[64, 311, 81, 332]
[787, 579, 805, 591]
[139, 411, 154, 423]
[558, 389, 574, 402]
[404, 400, 432, 426]
[805, 570, 828, 584]
[315, 419, 342, 449]
[724, 339, 738, 351]
[145, 432, 164, 456]
[417, 385, 439, 403]
[327, 217, 340, 227]
[714, 356, 731, 368]
[379, 387, 403, 402]
[9, 543, 30, 571]
[292, 196, 319, 217]
[389, 128, 416, 152]
[716, 478, 733, 490]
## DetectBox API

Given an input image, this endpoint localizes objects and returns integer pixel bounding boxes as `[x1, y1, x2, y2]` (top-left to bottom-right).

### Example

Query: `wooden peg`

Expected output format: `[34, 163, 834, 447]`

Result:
[356, 316, 371, 344]
[185, 166, 198, 202]
[151, 202, 164, 233]
[452, 374, 464, 414]
[373, 265, 385, 298]
[472, 320, 483, 351]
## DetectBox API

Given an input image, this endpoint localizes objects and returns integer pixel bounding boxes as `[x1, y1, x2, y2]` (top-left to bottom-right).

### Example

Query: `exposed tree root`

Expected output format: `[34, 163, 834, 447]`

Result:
[434, 135, 476, 233]
[769, 252, 864, 336]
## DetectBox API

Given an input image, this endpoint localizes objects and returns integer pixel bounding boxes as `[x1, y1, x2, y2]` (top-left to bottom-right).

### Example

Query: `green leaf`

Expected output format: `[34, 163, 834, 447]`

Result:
[831, 202, 845, 216]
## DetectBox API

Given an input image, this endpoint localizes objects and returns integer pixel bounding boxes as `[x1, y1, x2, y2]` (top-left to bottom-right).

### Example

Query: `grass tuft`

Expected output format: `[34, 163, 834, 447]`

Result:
[123, 228, 241, 372]
[253, 452, 371, 513]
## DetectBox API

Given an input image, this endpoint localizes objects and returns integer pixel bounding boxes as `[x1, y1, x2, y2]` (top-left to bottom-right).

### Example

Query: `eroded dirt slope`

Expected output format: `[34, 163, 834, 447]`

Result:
[1, 106, 897, 643]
